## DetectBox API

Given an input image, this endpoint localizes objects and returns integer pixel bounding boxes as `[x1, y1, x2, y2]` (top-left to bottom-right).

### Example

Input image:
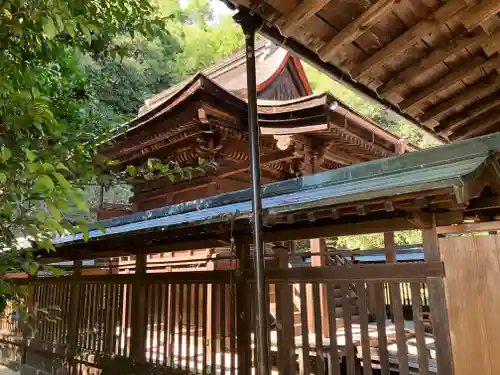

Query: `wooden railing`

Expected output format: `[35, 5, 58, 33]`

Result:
[0, 261, 450, 375]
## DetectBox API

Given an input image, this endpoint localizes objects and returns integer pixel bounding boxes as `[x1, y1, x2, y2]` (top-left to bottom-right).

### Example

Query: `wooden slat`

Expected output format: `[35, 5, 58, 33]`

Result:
[410, 282, 429, 375]
[401, 55, 500, 111]
[462, 0, 500, 31]
[356, 282, 372, 375]
[450, 106, 500, 140]
[264, 262, 444, 283]
[155, 284, 162, 364]
[168, 283, 177, 368]
[312, 283, 325, 375]
[275, 281, 288, 374]
[351, 0, 468, 79]
[420, 74, 500, 123]
[380, 32, 491, 96]
[148, 284, 154, 363]
[125, 283, 133, 356]
[374, 283, 390, 375]
[299, 283, 310, 375]
[389, 283, 410, 375]
[319, 0, 396, 62]
[326, 284, 340, 375]
[220, 283, 226, 374]
[119, 284, 126, 356]
[177, 283, 184, 370]
[162, 284, 169, 365]
[481, 30, 500, 56]
[210, 283, 217, 375]
[236, 243, 251, 375]
[186, 283, 192, 371]
[342, 284, 356, 375]
[278, 0, 332, 34]
[423, 225, 454, 375]
[193, 284, 200, 373]
[229, 282, 236, 375]
[201, 283, 208, 375]
[433, 83, 500, 134]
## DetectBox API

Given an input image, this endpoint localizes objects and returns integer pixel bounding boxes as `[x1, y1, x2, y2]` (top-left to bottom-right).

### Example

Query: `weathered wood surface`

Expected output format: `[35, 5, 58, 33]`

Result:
[440, 234, 500, 375]
[226, 0, 500, 141]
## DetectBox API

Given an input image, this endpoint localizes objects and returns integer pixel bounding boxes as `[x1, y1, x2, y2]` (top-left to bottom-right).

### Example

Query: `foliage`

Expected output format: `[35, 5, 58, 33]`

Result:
[303, 64, 442, 149]
[0, 0, 166, 288]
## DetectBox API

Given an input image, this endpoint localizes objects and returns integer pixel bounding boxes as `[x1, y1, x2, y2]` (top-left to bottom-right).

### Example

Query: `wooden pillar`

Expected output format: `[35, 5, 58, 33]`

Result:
[384, 232, 397, 263]
[274, 243, 296, 373]
[236, 242, 252, 375]
[130, 254, 147, 362]
[68, 260, 81, 375]
[423, 220, 454, 375]
[384, 232, 396, 321]
[309, 238, 329, 335]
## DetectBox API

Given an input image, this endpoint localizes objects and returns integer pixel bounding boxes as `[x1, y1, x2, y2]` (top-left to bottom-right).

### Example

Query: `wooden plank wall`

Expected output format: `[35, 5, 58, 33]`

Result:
[439, 234, 500, 375]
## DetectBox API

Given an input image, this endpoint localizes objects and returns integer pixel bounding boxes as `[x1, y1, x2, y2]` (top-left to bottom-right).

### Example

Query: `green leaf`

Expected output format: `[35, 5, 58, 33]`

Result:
[55, 162, 70, 172]
[78, 224, 90, 241]
[79, 23, 92, 45]
[43, 17, 57, 39]
[34, 174, 55, 192]
[52, 172, 71, 189]
[126, 165, 137, 177]
[0, 173, 6, 184]
[23, 148, 36, 162]
[1, 146, 12, 162]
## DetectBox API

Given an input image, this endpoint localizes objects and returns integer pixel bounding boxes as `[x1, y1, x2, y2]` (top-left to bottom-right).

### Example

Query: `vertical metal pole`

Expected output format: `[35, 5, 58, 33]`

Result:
[234, 10, 270, 375]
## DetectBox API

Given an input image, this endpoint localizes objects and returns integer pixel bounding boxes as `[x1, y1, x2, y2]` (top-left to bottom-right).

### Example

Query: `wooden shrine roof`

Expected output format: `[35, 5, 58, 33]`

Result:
[138, 39, 312, 115]
[102, 41, 417, 209]
[50, 133, 500, 260]
[222, 0, 500, 142]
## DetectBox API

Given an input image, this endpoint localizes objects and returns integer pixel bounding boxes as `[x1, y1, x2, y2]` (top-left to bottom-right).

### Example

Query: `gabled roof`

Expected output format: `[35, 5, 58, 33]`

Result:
[138, 39, 312, 116]
[50, 133, 500, 260]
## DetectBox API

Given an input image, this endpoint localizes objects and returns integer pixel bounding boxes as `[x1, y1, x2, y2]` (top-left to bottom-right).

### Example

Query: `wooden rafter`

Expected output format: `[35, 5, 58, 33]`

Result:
[276, 0, 331, 35]
[450, 107, 500, 140]
[434, 91, 500, 134]
[379, 32, 491, 97]
[419, 74, 500, 123]
[482, 30, 500, 56]
[461, 0, 500, 32]
[351, 0, 469, 79]
[319, 0, 398, 62]
[400, 55, 500, 112]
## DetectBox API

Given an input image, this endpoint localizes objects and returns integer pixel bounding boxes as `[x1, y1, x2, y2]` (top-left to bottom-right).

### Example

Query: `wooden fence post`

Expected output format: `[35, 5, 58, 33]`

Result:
[67, 260, 81, 375]
[236, 242, 252, 375]
[423, 220, 454, 375]
[130, 254, 147, 363]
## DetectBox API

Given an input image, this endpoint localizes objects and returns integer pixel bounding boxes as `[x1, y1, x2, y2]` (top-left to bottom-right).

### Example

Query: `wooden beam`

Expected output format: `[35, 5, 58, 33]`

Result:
[351, 0, 469, 79]
[437, 220, 500, 235]
[400, 56, 500, 112]
[436, 95, 500, 136]
[461, 0, 500, 32]
[419, 74, 500, 123]
[379, 32, 491, 97]
[258, 218, 419, 243]
[277, 0, 331, 35]
[481, 30, 500, 56]
[466, 195, 500, 210]
[319, 0, 398, 62]
[450, 106, 500, 140]
[264, 262, 445, 283]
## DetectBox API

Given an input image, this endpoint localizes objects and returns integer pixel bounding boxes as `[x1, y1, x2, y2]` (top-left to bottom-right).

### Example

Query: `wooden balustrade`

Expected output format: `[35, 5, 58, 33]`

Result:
[0, 261, 450, 375]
